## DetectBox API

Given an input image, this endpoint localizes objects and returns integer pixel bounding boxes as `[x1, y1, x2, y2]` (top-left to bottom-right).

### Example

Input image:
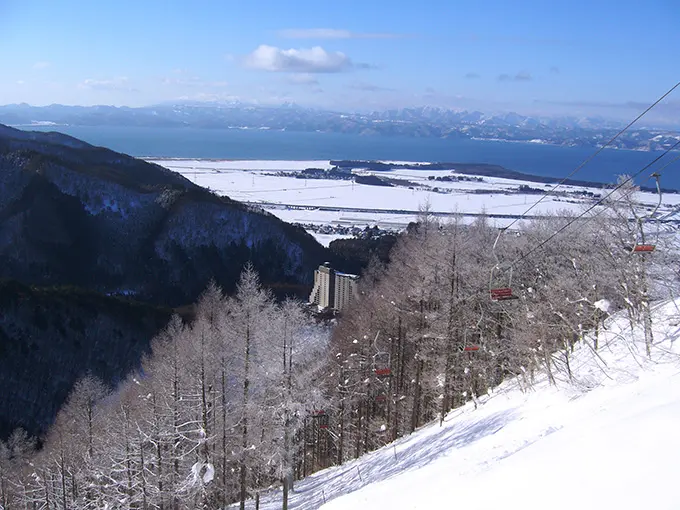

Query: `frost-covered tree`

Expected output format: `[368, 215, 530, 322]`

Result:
[272, 299, 329, 510]
[224, 264, 279, 510]
[596, 176, 667, 356]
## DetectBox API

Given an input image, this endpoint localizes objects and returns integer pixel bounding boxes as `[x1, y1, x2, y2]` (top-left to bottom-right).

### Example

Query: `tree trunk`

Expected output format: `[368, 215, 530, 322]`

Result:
[239, 321, 251, 510]
[411, 358, 423, 433]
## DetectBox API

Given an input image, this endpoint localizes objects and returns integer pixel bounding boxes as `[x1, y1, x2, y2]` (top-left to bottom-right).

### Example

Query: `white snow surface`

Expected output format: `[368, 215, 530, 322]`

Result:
[150, 160, 680, 232]
[234, 299, 680, 510]
[310, 232, 355, 247]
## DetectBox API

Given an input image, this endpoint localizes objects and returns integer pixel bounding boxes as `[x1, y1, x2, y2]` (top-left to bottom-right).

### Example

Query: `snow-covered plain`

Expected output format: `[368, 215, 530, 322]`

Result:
[149, 160, 680, 236]
[230, 299, 680, 510]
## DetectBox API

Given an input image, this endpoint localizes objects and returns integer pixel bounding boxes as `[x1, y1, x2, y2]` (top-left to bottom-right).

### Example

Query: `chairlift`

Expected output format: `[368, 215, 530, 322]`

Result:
[489, 229, 519, 301]
[373, 352, 391, 377]
[632, 244, 655, 253]
[372, 331, 392, 377]
[490, 288, 518, 301]
[312, 410, 329, 429]
[632, 172, 662, 255]
[463, 329, 481, 352]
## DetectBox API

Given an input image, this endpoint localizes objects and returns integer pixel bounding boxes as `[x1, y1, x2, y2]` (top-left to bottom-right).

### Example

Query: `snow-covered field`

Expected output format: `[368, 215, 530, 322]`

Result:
[149, 159, 680, 243]
[230, 299, 680, 510]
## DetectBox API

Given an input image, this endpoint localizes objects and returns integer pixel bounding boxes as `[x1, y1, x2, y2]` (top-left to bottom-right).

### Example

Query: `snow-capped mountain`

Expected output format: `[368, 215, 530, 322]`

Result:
[1, 103, 678, 151]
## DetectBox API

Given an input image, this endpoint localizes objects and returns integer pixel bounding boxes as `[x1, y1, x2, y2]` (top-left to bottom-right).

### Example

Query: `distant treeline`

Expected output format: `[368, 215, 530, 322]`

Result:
[329, 161, 676, 193]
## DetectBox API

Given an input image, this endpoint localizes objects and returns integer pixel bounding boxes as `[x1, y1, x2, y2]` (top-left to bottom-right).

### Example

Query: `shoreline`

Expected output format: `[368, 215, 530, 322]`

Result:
[15, 124, 679, 155]
[146, 158, 678, 193]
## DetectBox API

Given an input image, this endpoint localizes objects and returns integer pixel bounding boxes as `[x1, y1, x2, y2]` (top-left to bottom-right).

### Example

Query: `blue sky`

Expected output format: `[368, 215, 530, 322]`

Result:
[1, 0, 678, 121]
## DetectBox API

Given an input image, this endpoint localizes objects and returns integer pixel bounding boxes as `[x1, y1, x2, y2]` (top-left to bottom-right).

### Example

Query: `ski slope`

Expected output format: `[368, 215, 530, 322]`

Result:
[236, 300, 680, 510]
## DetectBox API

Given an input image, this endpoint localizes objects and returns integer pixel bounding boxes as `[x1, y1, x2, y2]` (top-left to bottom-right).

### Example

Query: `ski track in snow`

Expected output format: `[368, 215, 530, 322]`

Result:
[229, 300, 680, 510]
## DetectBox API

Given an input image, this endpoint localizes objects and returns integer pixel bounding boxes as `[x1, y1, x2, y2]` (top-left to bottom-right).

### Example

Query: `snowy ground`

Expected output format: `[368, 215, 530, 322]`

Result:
[149, 160, 680, 239]
[229, 299, 680, 510]
[309, 232, 355, 247]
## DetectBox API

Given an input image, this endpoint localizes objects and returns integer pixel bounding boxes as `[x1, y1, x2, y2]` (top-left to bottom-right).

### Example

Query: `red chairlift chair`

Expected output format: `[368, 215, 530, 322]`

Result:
[490, 287, 519, 301]
[313, 410, 329, 429]
[372, 332, 392, 377]
[463, 328, 481, 352]
[373, 352, 392, 377]
[631, 244, 655, 253]
[489, 229, 520, 301]
[632, 172, 662, 255]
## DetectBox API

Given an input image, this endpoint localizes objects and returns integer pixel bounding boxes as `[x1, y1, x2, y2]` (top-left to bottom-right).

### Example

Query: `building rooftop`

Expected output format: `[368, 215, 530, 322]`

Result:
[335, 271, 359, 278]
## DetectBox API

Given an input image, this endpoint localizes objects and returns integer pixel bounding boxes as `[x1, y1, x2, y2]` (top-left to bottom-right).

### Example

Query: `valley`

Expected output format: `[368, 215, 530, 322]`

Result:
[2, 3, 679, 509]
[150, 158, 680, 244]
[0, 125, 678, 510]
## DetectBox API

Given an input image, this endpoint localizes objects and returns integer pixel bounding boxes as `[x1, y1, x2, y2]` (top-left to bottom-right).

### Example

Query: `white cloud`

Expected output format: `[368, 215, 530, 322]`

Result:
[348, 81, 395, 92]
[32, 61, 50, 70]
[286, 73, 320, 85]
[163, 76, 195, 86]
[162, 75, 203, 87]
[175, 92, 241, 103]
[498, 72, 533, 82]
[79, 77, 137, 92]
[161, 69, 228, 89]
[16, 80, 25, 85]
[244, 45, 355, 73]
[277, 28, 403, 39]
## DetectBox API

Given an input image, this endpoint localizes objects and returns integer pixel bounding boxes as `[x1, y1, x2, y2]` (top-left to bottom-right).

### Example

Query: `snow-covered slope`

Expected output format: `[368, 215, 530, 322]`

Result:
[240, 300, 680, 510]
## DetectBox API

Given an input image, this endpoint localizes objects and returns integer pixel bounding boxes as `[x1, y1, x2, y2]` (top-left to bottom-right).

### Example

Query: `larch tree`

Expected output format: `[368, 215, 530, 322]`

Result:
[224, 264, 279, 510]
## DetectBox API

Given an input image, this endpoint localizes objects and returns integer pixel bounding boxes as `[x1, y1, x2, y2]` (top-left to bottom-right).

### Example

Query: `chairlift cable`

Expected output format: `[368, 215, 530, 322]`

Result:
[403, 147, 680, 272]
[438, 142, 680, 308]
[502, 80, 680, 232]
[503, 139, 680, 275]
[372, 140, 680, 333]
[514, 147, 680, 263]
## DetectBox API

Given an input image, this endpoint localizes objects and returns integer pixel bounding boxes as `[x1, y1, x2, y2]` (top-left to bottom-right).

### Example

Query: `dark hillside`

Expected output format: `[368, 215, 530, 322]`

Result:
[329, 233, 398, 273]
[0, 124, 350, 440]
[0, 280, 172, 439]
[0, 124, 337, 305]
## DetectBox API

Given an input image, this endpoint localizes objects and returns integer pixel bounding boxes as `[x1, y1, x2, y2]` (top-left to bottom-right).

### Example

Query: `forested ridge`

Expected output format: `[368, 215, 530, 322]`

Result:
[0, 123, 337, 306]
[0, 180, 676, 510]
[0, 280, 173, 439]
[0, 124, 344, 451]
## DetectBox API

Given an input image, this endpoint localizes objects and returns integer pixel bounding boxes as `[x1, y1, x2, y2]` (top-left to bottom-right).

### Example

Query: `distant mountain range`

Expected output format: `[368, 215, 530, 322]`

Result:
[2, 102, 679, 152]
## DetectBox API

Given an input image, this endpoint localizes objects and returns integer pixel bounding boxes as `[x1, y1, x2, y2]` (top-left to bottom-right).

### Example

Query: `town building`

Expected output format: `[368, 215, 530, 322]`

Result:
[309, 262, 359, 311]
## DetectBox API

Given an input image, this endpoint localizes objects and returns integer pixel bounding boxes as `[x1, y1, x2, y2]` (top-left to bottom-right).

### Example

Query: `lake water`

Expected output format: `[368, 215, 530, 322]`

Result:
[27, 125, 678, 189]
